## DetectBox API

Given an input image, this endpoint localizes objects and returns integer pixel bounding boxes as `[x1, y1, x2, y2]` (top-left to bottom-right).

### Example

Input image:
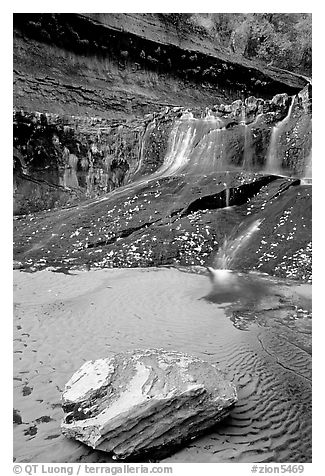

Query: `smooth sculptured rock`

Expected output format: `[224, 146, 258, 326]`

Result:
[61, 349, 237, 459]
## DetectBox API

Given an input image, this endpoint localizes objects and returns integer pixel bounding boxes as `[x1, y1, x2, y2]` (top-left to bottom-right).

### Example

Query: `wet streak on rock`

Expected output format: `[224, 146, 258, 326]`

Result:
[182, 175, 278, 215]
[85, 218, 161, 249]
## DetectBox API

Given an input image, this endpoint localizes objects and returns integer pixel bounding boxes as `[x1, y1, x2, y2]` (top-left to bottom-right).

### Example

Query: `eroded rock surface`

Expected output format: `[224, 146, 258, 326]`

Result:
[61, 349, 237, 459]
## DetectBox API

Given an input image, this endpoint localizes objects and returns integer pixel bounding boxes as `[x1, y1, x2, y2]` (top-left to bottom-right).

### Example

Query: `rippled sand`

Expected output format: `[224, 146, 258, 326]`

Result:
[13, 267, 311, 463]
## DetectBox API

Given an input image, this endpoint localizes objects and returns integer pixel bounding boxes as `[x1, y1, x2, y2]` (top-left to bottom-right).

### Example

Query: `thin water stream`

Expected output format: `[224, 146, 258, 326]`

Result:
[265, 96, 295, 174]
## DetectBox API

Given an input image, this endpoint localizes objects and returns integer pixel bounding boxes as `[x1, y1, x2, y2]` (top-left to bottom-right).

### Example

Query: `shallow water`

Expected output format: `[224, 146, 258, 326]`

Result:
[13, 267, 311, 463]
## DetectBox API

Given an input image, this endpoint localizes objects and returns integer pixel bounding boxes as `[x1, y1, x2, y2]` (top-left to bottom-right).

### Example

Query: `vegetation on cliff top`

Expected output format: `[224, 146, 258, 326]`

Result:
[162, 13, 312, 77]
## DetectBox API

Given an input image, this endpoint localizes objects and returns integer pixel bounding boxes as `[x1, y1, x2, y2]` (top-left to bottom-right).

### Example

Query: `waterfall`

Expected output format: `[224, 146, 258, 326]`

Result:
[223, 171, 231, 208]
[239, 106, 246, 126]
[300, 149, 312, 185]
[60, 153, 79, 189]
[137, 99, 305, 183]
[265, 96, 295, 174]
[304, 149, 312, 178]
[157, 118, 197, 177]
[214, 219, 263, 269]
[134, 118, 157, 176]
[225, 188, 230, 208]
[109, 95, 308, 201]
[242, 125, 252, 170]
[242, 113, 264, 171]
[157, 112, 225, 178]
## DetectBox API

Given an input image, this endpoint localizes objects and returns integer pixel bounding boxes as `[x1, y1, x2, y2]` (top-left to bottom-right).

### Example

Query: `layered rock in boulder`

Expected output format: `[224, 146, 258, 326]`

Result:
[61, 349, 237, 459]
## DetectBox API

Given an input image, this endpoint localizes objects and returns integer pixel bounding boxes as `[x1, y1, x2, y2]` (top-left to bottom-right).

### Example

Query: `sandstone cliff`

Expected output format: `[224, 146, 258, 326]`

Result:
[13, 14, 312, 282]
[14, 13, 306, 120]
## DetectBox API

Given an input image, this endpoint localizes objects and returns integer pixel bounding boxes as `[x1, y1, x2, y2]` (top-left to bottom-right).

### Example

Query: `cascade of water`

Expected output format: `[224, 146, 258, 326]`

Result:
[223, 171, 231, 207]
[225, 188, 230, 208]
[304, 149, 312, 178]
[242, 125, 251, 170]
[210, 128, 222, 171]
[239, 105, 248, 169]
[134, 118, 156, 175]
[181, 111, 195, 121]
[266, 127, 279, 173]
[250, 113, 263, 127]
[240, 107, 260, 171]
[59, 153, 79, 189]
[156, 113, 227, 177]
[84, 112, 227, 205]
[157, 118, 196, 177]
[61, 168, 79, 189]
[214, 219, 263, 269]
[203, 114, 223, 127]
[265, 96, 295, 174]
[239, 106, 246, 126]
[204, 108, 215, 121]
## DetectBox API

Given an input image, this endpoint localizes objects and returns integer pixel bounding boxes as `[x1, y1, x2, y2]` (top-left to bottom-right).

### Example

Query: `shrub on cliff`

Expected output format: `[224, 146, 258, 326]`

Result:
[190, 13, 311, 77]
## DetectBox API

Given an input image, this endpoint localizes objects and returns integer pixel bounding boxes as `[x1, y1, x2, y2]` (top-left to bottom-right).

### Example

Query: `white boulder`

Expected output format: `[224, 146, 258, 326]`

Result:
[61, 349, 237, 459]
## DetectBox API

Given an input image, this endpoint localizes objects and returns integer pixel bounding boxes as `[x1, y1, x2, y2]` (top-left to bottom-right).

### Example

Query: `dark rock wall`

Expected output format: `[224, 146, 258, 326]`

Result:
[13, 109, 176, 214]
[13, 14, 238, 121]
[14, 13, 306, 119]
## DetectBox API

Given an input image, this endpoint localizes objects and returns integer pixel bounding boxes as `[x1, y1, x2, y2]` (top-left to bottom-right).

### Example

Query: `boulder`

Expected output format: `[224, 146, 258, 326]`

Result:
[13, 260, 24, 270]
[271, 92, 289, 107]
[231, 99, 243, 117]
[61, 349, 237, 459]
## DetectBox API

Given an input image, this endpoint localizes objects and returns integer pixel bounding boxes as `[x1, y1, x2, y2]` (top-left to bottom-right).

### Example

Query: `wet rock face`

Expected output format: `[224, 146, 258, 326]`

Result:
[13, 110, 142, 180]
[13, 172, 312, 283]
[13, 109, 175, 214]
[278, 93, 312, 175]
[61, 349, 237, 460]
[13, 87, 311, 216]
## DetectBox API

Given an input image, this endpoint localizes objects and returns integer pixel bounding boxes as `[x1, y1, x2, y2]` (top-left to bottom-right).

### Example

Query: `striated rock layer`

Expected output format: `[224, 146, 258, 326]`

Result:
[14, 13, 305, 120]
[61, 349, 237, 459]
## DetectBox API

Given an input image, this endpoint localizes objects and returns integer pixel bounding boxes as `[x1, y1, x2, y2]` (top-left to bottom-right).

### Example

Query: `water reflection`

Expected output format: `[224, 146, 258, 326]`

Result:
[204, 269, 312, 334]
[205, 269, 272, 307]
